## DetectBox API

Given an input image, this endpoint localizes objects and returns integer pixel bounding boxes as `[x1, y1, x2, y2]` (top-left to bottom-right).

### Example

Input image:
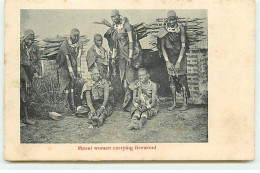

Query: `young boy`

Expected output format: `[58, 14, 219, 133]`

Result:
[128, 68, 159, 130]
[80, 67, 113, 127]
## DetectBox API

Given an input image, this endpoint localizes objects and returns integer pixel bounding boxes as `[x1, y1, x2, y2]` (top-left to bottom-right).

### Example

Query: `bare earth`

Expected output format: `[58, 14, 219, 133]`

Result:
[20, 102, 208, 143]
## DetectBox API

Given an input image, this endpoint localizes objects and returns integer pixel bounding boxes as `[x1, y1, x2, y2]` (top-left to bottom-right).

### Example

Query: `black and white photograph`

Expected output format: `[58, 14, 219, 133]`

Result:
[20, 9, 208, 143]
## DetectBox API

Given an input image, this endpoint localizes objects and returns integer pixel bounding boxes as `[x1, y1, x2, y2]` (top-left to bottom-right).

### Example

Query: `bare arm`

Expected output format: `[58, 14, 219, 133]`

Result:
[102, 82, 110, 108]
[127, 31, 133, 58]
[177, 27, 186, 63]
[36, 46, 42, 77]
[66, 55, 72, 71]
[132, 89, 139, 107]
[86, 91, 95, 111]
[112, 48, 117, 59]
[161, 37, 169, 62]
[150, 83, 157, 108]
[21, 65, 30, 84]
[66, 55, 75, 78]
[125, 23, 134, 58]
[21, 65, 32, 94]
[77, 49, 82, 72]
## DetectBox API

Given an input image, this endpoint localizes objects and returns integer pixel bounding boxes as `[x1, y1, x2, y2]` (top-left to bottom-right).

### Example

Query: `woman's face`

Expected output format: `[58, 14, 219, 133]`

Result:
[94, 36, 103, 47]
[167, 17, 177, 28]
[111, 14, 121, 24]
[24, 34, 35, 47]
[70, 33, 80, 44]
[138, 70, 149, 83]
[91, 71, 100, 82]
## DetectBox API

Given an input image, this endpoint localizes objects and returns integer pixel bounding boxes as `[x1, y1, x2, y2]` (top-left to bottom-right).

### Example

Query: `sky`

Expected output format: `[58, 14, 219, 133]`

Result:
[21, 9, 207, 50]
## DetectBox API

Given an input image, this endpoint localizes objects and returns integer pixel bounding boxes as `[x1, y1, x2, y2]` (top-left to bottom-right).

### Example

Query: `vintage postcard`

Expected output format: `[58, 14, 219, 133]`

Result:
[4, 0, 255, 161]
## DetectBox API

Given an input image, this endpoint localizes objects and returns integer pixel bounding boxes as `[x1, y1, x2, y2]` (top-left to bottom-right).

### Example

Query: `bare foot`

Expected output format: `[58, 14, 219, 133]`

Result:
[64, 99, 69, 107]
[133, 120, 142, 130]
[167, 105, 177, 111]
[86, 118, 92, 124]
[136, 120, 142, 129]
[88, 125, 94, 129]
[180, 104, 189, 111]
[127, 122, 135, 130]
[98, 117, 104, 127]
[20, 122, 26, 127]
[140, 116, 147, 125]
[92, 116, 99, 127]
[71, 105, 77, 113]
[24, 119, 36, 125]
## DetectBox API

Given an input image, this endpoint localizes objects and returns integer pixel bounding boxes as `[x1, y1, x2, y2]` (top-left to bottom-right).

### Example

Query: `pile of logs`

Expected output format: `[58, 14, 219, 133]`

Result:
[38, 35, 90, 59]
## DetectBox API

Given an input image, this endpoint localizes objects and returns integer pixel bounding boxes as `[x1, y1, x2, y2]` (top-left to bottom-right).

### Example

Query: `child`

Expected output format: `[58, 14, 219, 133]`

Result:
[128, 68, 159, 130]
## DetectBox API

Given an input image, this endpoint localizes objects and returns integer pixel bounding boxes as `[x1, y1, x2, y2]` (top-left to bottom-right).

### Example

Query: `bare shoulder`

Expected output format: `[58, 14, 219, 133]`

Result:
[102, 79, 110, 87]
[124, 21, 132, 31]
[179, 24, 185, 31]
[151, 81, 158, 90]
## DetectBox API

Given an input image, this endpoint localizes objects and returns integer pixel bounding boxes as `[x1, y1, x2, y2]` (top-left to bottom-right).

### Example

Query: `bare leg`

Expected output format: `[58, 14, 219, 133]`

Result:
[98, 113, 106, 127]
[63, 90, 69, 107]
[123, 86, 132, 112]
[70, 81, 76, 112]
[23, 101, 35, 125]
[168, 84, 177, 111]
[180, 86, 189, 111]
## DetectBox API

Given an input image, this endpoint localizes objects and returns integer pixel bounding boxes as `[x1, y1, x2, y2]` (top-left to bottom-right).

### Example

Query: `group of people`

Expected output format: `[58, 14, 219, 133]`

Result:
[20, 10, 190, 130]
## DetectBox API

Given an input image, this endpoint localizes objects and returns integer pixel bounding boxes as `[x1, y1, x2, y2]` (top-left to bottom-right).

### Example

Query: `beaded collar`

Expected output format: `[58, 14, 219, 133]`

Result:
[137, 80, 152, 90]
[67, 38, 79, 48]
[113, 19, 125, 30]
[166, 23, 180, 33]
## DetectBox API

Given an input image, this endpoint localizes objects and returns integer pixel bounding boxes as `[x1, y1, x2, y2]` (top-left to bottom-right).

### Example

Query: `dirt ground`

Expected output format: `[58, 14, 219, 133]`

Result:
[20, 101, 208, 143]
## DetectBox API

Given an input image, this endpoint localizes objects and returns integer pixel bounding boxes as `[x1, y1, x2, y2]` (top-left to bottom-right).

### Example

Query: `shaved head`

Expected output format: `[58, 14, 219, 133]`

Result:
[91, 67, 100, 74]
[94, 33, 103, 47]
[94, 34, 102, 40]
[90, 67, 101, 82]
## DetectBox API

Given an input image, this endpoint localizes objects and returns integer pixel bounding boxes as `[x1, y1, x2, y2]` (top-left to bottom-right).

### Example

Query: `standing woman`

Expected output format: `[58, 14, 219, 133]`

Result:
[157, 10, 190, 111]
[105, 9, 142, 111]
[56, 28, 83, 111]
[20, 29, 42, 124]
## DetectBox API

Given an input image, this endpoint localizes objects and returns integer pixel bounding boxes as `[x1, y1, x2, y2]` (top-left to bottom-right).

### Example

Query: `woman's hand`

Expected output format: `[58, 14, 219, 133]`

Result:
[175, 62, 180, 71]
[166, 61, 173, 70]
[90, 107, 96, 114]
[77, 72, 82, 79]
[69, 71, 76, 79]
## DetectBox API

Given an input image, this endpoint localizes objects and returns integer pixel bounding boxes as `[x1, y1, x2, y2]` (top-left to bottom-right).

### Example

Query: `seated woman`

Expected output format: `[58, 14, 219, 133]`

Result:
[79, 67, 113, 127]
[128, 68, 159, 130]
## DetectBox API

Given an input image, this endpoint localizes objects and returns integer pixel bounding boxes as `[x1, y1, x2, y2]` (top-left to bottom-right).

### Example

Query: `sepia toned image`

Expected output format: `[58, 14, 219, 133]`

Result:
[20, 9, 208, 143]
[4, 0, 254, 161]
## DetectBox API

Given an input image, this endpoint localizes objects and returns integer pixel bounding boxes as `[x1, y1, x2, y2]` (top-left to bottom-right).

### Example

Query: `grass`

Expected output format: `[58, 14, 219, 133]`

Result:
[27, 72, 84, 119]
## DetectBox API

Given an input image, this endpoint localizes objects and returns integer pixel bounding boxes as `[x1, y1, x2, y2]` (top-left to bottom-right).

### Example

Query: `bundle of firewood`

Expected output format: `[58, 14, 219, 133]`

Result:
[94, 17, 207, 51]
[146, 18, 207, 50]
[38, 35, 90, 59]
[93, 19, 148, 40]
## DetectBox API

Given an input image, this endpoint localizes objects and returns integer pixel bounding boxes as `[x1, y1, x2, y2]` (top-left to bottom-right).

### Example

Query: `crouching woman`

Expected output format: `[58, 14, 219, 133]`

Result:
[80, 67, 113, 127]
[128, 68, 159, 130]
